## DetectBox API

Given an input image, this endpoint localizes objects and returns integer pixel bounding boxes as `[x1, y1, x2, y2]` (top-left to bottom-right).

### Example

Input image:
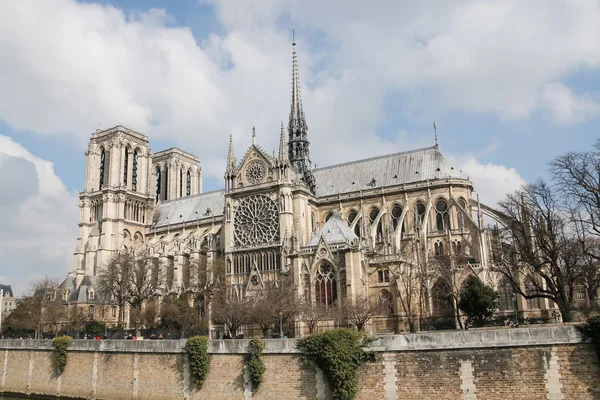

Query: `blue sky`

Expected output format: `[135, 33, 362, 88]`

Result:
[1, 0, 599, 294]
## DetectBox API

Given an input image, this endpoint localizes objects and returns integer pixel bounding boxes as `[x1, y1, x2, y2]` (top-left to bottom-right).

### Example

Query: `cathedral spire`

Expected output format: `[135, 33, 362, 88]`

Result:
[252, 126, 257, 146]
[225, 134, 236, 177]
[279, 121, 288, 163]
[288, 33, 310, 172]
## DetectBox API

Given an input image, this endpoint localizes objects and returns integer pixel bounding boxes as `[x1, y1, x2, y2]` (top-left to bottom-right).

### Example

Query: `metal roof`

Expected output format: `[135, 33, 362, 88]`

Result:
[152, 189, 225, 228]
[311, 145, 467, 197]
[307, 214, 359, 246]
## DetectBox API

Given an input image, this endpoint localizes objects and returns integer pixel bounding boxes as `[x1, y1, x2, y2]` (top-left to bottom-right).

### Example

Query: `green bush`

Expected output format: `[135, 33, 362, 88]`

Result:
[577, 315, 600, 359]
[52, 336, 72, 375]
[186, 336, 209, 389]
[297, 328, 376, 400]
[246, 336, 265, 391]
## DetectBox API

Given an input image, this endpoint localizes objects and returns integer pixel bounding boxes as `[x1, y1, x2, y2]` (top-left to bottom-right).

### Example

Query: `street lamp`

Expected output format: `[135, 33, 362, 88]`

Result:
[511, 292, 518, 327]
[279, 311, 283, 339]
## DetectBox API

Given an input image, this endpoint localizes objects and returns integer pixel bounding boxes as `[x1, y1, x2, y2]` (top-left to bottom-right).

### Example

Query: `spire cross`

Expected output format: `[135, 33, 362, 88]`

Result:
[433, 121, 438, 147]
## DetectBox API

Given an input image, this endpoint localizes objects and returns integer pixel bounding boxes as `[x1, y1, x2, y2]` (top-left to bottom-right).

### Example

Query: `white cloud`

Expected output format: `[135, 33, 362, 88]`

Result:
[540, 82, 600, 123]
[452, 156, 526, 207]
[0, 0, 598, 182]
[0, 135, 79, 295]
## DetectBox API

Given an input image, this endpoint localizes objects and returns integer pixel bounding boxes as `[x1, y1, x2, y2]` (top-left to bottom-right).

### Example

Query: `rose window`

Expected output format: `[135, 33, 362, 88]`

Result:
[234, 195, 279, 246]
[245, 160, 266, 185]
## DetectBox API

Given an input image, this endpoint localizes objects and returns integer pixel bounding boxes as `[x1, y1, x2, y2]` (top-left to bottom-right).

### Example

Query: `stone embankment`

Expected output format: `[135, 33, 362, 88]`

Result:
[0, 326, 598, 399]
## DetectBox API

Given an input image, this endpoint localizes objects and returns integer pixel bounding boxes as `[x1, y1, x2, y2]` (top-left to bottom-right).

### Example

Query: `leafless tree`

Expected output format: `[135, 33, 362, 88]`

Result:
[188, 254, 225, 334]
[211, 293, 253, 338]
[31, 276, 61, 336]
[97, 250, 163, 329]
[340, 295, 382, 332]
[492, 180, 584, 322]
[299, 302, 329, 334]
[389, 239, 432, 332]
[551, 140, 600, 237]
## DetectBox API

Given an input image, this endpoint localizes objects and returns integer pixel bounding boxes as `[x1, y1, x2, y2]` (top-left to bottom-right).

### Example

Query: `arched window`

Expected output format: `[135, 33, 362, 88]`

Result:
[179, 168, 183, 197]
[186, 170, 191, 196]
[457, 198, 467, 231]
[379, 289, 394, 315]
[311, 212, 316, 233]
[431, 279, 454, 317]
[155, 168, 161, 202]
[391, 204, 405, 235]
[436, 199, 450, 232]
[525, 280, 541, 310]
[325, 211, 334, 222]
[315, 262, 337, 307]
[123, 147, 129, 186]
[163, 166, 169, 201]
[348, 210, 360, 237]
[369, 207, 383, 241]
[498, 278, 515, 311]
[415, 202, 426, 231]
[132, 150, 138, 191]
[99, 148, 106, 190]
[434, 241, 444, 256]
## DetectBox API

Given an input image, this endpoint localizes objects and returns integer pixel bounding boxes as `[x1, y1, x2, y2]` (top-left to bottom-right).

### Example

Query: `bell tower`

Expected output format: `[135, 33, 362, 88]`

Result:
[73, 125, 154, 283]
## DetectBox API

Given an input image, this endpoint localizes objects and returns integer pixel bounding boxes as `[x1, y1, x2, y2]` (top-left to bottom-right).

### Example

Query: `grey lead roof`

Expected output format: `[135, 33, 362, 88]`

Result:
[153, 189, 225, 228]
[307, 214, 359, 247]
[311, 145, 467, 197]
[151, 146, 466, 227]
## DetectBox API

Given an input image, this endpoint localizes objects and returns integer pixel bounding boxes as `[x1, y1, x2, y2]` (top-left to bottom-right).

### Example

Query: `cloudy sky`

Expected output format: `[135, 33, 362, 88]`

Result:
[1, 0, 599, 295]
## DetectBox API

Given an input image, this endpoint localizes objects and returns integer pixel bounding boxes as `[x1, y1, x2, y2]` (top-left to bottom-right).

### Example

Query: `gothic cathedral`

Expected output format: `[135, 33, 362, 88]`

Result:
[59, 40, 509, 336]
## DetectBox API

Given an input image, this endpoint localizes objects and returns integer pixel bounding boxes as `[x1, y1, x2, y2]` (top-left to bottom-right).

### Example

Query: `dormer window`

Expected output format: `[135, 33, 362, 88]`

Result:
[88, 289, 95, 300]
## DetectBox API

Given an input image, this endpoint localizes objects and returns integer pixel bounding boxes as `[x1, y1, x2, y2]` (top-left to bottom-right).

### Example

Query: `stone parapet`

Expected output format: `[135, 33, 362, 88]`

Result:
[0, 325, 585, 354]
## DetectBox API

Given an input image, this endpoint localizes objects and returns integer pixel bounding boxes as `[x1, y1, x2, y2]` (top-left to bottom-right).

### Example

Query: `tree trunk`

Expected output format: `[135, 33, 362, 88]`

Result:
[558, 300, 572, 322]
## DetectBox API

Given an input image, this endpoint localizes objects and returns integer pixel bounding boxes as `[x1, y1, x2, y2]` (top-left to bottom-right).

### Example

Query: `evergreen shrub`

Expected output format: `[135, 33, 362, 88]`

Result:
[52, 336, 72, 375]
[246, 336, 265, 391]
[297, 328, 376, 400]
[186, 336, 209, 388]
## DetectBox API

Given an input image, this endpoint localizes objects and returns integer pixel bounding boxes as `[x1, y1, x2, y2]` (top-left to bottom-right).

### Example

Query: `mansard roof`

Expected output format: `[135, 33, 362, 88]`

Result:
[311, 145, 467, 197]
[153, 189, 225, 228]
[307, 214, 359, 247]
[0, 284, 14, 297]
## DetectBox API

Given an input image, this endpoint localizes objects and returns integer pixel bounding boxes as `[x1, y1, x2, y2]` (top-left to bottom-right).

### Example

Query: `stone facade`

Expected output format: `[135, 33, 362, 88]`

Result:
[53, 41, 557, 335]
[0, 327, 599, 399]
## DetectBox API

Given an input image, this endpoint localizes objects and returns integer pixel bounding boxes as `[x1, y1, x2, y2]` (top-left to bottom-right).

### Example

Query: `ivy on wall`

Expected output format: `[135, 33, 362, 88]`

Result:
[52, 336, 72, 375]
[186, 336, 210, 389]
[246, 336, 265, 391]
[297, 328, 376, 400]
[577, 315, 600, 359]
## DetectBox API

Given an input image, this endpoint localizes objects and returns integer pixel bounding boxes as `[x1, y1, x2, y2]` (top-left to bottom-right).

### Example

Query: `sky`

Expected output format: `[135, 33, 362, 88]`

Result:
[0, 0, 599, 295]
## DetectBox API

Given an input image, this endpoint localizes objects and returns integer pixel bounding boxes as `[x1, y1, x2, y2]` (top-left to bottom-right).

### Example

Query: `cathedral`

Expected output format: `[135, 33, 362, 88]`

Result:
[58, 41, 517, 336]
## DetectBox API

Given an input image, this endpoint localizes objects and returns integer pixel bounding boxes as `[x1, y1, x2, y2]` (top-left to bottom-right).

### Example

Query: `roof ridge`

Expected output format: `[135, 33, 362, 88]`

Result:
[313, 145, 438, 172]
[160, 189, 225, 204]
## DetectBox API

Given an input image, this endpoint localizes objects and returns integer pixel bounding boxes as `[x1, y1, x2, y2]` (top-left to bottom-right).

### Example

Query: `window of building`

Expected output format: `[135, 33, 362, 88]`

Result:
[369, 207, 383, 242]
[436, 199, 450, 232]
[155, 168, 161, 202]
[132, 150, 138, 191]
[99, 149, 106, 190]
[577, 290, 586, 301]
[112, 306, 117, 318]
[325, 211, 334, 222]
[88, 305, 95, 319]
[497, 278, 515, 311]
[377, 269, 390, 283]
[179, 168, 183, 197]
[415, 202, 426, 231]
[379, 289, 394, 315]
[391, 204, 404, 235]
[315, 262, 337, 306]
[525, 281, 541, 310]
[123, 147, 129, 186]
[434, 241, 444, 256]
[186, 170, 191, 196]
[163, 166, 169, 201]
[348, 210, 360, 237]
[457, 198, 467, 231]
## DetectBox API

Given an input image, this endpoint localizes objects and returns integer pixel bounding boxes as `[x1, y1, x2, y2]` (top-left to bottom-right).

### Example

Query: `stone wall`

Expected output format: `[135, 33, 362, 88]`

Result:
[0, 326, 598, 400]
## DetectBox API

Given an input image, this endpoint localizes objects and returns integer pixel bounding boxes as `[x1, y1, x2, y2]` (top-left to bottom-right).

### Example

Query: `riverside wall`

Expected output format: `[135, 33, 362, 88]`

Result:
[0, 326, 598, 400]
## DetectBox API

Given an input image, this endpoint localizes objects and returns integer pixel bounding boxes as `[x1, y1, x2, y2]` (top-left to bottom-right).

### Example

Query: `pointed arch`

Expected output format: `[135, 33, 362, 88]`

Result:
[132, 149, 139, 191]
[186, 169, 191, 196]
[99, 147, 106, 190]
[155, 166, 161, 202]
[123, 145, 130, 186]
[347, 209, 361, 237]
[315, 260, 337, 307]
[435, 198, 451, 232]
